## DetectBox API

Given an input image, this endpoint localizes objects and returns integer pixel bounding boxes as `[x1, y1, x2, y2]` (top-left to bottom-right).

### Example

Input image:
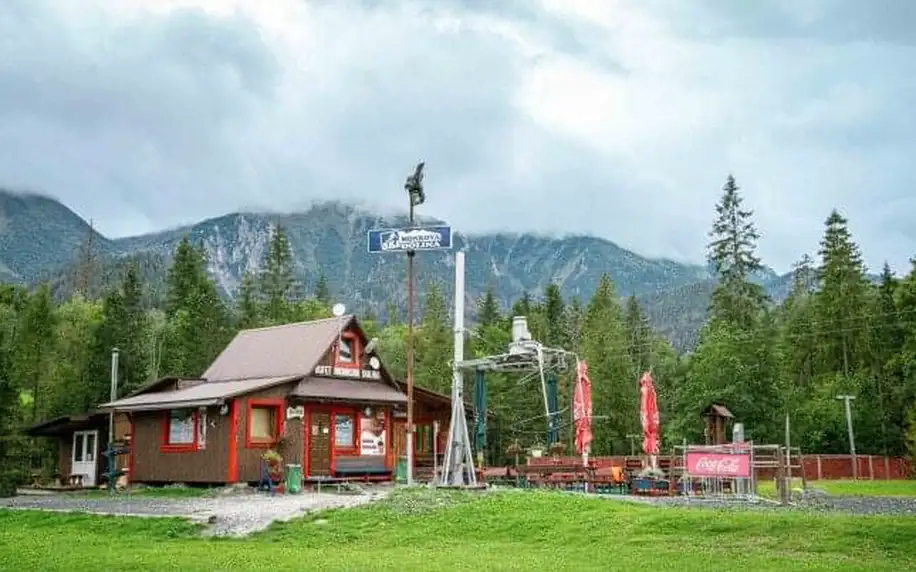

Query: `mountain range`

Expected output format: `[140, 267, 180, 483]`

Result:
[0, 189, 795, 350]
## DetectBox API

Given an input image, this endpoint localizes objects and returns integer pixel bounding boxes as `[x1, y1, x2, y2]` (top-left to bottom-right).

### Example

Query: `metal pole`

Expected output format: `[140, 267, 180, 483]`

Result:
[785, 413, 792, 484]
[837, 395, 857, 480]
[108, 348, 119, 446]
[406, 201, 416, 486]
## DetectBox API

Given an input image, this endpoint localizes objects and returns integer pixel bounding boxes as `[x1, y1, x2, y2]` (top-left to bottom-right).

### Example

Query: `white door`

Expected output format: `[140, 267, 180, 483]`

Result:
[71, 430, 98, 487]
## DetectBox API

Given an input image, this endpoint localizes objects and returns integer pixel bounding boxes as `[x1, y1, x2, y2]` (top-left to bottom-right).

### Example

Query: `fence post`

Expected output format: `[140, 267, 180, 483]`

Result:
[868, 456, 874, 480]
[884, 456, 890, 480]
[816, 455, 823, 480]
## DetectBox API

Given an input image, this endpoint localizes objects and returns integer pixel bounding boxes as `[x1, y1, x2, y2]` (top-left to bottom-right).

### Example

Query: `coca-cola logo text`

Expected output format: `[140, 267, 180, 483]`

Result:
[687, 452, 750, 477]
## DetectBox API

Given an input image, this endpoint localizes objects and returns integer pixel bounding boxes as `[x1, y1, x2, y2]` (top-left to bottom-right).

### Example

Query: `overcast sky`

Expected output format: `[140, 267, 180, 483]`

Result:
[1, 0, 914, 274]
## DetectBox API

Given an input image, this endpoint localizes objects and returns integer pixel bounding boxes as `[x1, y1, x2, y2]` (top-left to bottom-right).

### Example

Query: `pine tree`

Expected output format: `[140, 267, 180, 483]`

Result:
[814, 210, 870, 377]
[0, 302, 23, 496]
[579, 274, 634, 454]
[260, 224, 299, 325]
[706, 175, 766, 328]
[162, 240, 231, 377]
[869, 263, 907, 454]
[564, 297, 584, 353]
[477, 286, 501, 328]
[314, 272, 331, 308]
[13, 285, 55, 423]
[542, 283, 567, 348]
[236, 271, 261, 329]
[624, 296, 652, 375]
[414, 282, 452, 394]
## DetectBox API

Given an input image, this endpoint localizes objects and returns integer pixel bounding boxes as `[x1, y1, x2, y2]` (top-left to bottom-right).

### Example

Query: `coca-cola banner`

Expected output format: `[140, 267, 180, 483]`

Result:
[686, 452, 751, 478]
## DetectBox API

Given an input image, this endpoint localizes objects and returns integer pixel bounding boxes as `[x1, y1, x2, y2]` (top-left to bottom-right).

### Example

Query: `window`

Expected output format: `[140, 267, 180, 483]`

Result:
[334, 413, 357, 449]
[246, 399, 284, 448]
[161, 409, 199, 453]
[339, 338, 353, 362]
[335, 332, 359, 367]
[168, 410, 196, 445]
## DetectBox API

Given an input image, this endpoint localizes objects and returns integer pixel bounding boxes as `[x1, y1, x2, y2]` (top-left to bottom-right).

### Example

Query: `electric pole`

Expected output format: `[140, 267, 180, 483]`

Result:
[836, 395, 857, 480]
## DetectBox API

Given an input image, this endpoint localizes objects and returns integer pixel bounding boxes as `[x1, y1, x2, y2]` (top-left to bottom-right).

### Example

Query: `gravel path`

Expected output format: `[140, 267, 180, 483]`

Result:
[598, 490, 916, 516]
[0, 488, 389, 536]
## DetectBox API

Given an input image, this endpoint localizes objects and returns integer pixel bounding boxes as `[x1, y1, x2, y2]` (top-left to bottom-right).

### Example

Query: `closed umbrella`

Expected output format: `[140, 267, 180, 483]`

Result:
[639, 371, 660, 468]
[573, 360, 593, 467]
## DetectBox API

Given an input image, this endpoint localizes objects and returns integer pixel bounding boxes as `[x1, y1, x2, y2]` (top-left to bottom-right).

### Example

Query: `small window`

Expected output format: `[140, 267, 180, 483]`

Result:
[334, 413, 356, 449]
[250, 406, 277, 441]
[168, 410, 196, 445]
[246, 400, 284, 448]
[338, 337, 354, 363]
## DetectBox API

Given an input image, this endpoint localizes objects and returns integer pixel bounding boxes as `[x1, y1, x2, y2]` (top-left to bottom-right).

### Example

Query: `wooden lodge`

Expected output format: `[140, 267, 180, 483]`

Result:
[27, 316, 469, 487]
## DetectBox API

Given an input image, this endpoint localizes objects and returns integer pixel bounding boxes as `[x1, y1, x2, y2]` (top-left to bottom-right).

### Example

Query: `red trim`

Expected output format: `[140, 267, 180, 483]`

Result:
[245, 398, 285, 449]
[384, 408, 393, 470]
[303, 407, 311, 477]
[128, 414, 135, 484]
[334, 331, 361, 369]
[331, 408, 360, 454]
[160, 409, 199, 453]
[227, 399, 239, 483]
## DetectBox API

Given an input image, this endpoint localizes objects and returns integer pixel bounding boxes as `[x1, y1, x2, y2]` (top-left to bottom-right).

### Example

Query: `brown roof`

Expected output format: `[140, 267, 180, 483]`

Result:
[99, 376, 301, 412]
[25, 412, 108, 437]
[291, 377, 407, 404]
[703, 403, 734, 418]
[202, 316, 352, 381]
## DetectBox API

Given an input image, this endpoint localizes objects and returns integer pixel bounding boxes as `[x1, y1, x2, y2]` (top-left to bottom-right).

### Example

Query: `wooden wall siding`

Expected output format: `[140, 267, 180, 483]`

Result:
[58, 439, 71, 480]
[234, 384, 294, 483]
[131, 407, 229, 484]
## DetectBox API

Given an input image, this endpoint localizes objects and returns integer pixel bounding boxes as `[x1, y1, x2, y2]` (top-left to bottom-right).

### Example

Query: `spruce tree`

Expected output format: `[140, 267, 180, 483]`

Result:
[477, 286, 501, 329]
[542, 283, 567, 348]
[814, 209, 870, 376]
[414, 282, 452, 394]
[260, 224, 299, 325]
[624, 296, 652, 375]
[13, 285, 55, 423]
[236, 271, 261, 329]
[580, 274, 634, 454]
[314, 272, 331, 308]
[706, 175, 767, 328]
[162, 240, 231, 377]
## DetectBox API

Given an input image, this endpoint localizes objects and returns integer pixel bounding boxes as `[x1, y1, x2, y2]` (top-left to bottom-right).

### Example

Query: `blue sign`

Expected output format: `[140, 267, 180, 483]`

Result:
[367, 225, 453, 253]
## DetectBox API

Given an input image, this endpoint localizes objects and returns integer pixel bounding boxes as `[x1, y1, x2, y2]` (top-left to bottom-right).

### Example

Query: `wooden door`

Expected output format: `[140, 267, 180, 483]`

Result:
[392, 420, 407, 461]
[308, 411, 332, 477]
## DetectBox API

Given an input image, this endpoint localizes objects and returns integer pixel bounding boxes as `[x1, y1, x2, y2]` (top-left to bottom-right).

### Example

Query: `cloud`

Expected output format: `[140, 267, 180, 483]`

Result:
[0, 0, 914, 274]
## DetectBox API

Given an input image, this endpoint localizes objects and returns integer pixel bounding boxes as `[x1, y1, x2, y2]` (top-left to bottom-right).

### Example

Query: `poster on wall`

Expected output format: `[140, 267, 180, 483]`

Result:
[360, 410, 387, 456]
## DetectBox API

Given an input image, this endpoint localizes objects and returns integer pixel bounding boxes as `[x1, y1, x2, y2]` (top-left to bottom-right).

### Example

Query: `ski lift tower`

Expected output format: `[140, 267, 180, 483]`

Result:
[439, 252, 577, 487]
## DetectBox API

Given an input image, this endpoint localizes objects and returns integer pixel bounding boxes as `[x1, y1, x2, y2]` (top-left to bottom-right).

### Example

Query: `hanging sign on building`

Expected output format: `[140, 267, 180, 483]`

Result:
[313, 365, 380, 380]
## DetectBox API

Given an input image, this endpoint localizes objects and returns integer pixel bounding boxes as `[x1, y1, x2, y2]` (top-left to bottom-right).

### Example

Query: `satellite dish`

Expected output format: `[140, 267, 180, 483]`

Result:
[369, 356, 380, 370]
[365, 337, 378, 355]
[332, 303, 346, 317]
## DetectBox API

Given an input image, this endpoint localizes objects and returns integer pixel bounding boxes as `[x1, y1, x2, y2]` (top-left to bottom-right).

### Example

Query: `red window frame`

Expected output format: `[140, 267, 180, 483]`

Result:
[160, 409, 199, 453]
[335, 331, 360, 368]
[246, 398, 285, 449]
[331, 409, 360, 455]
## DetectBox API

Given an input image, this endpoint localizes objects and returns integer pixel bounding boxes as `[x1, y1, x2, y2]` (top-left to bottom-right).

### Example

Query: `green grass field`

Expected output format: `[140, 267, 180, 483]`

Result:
[758, 478, 916, 499]
[61, 486, 217, 499]
[1, 489, 914, 571]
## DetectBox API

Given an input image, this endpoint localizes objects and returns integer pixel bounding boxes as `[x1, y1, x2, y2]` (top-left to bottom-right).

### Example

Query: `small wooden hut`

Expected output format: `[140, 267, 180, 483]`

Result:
[702, 403, 733, 445]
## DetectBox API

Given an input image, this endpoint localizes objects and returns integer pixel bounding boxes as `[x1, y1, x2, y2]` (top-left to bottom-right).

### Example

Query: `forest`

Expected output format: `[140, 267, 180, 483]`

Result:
[1, 175, 915, 494]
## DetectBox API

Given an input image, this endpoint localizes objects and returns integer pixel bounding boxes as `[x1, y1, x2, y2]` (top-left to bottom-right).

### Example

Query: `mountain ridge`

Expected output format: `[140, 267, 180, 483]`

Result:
[0, 189, 792, 350]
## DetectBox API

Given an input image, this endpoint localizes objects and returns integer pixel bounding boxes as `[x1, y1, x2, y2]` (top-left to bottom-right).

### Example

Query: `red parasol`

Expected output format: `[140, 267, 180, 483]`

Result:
[573, 360, 593, 456]
[639, 371, 660, 456]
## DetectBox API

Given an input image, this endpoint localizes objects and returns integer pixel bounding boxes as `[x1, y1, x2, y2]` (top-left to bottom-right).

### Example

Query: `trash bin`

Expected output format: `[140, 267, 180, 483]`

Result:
[395, 457, 408, 483]
[285, 464, 303, 494]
